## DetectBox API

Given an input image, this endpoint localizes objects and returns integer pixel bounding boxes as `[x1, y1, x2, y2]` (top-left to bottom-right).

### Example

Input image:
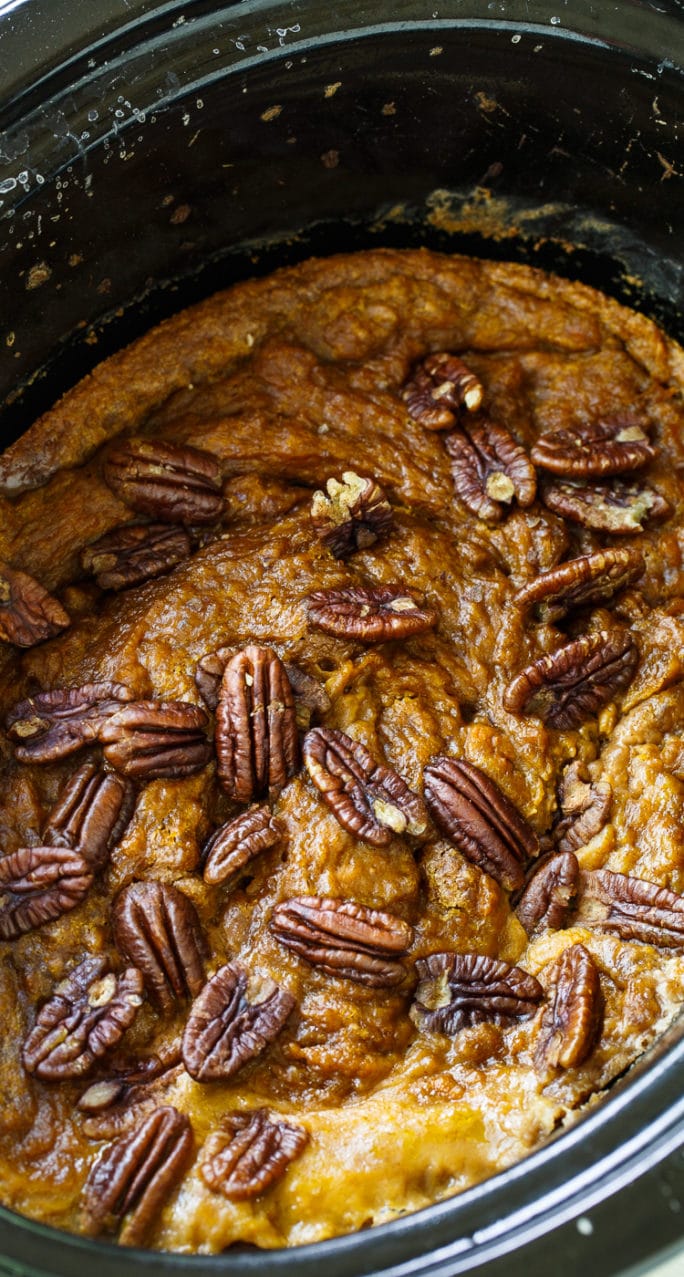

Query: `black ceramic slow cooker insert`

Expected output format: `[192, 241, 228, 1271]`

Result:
[0, 2, 683, 1275]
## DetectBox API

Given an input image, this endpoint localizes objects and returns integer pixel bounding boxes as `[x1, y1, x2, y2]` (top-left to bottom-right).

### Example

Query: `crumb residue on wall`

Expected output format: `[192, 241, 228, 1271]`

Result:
[25, 262, 52, 290]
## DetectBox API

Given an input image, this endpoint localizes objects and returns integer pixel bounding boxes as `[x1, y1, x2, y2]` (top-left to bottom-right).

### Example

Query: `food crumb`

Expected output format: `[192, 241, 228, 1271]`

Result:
[25, 262, 51, 290]
[170, 204, 192, 225]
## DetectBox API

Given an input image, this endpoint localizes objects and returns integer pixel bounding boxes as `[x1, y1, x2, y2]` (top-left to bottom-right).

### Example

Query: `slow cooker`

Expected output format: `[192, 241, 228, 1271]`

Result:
[0, 2, 683, 1274]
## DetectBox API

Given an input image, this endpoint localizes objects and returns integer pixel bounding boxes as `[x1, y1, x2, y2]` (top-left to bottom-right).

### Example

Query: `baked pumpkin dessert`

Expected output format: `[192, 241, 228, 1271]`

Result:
[0, 248, 683, 1252]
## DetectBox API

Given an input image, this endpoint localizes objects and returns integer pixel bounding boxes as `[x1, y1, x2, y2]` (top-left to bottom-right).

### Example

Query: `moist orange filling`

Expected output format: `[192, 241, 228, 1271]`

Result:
[0, 249, 683, 1252]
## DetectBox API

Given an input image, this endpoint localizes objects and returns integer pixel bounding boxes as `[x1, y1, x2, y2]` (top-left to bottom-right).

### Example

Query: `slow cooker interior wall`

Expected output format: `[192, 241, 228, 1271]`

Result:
[1, 20, 682, 444]
[1, 7, 684, 1275]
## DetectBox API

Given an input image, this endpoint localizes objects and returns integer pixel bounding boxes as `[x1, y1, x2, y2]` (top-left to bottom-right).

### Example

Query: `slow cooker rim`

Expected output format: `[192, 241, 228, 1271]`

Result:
[2, 0, 684, 128]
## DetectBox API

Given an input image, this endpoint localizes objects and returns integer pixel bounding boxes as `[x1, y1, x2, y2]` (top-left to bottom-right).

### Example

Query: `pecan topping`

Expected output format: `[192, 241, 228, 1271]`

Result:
[410, 951, 543, 1034]
[81, 523, 192, 590]
[541, 478, 671, 534]
[270, 896, 413, 988]
[423, 757, 537, 891]
[503, 631, 639, 730]
[43, 762, 135, 868]
[0, 845, 93, 941]
[578, 870, 684, 949]
[310, 472, 393, 559]
[306, 585, 437, 644]
[531, 416, 657, 478]
[303, 726, 427, 846]
[108, 1037, 184, 1085]
[200, 1109, 308, 1200]
[103, 437, 225, 524]
[6, 683, 134, 764]
[203, 806, 283, 887]
[534, 943, 603, 1073]
[196, 645, 330, 727]
[81, 1091, 175, 1143]
[79, 1045, 185, 1133]
[215, 645, 300, 802]
[0, 561, 69, 647]
[555, 762, 611, 854]
[445, 419, 536, 522]
[513, 547, 644, 623]
[99, 701, 212, 779]
[113, 881, 205, 1012]
[402, 353, 484, 429]
[77, 1080, 127, 1113]
[515, 852, 579, 936]
[195, 646, 236, 710]
[182, 963, 294, 1081]
[285, 663, 332, 731]
[22, 956, 144, 1080]
[81, 1105, 193, 1246]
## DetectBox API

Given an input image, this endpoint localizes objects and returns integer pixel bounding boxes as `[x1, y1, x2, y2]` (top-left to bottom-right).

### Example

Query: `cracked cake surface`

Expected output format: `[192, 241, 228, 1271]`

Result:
[0, 248, 683, 1251]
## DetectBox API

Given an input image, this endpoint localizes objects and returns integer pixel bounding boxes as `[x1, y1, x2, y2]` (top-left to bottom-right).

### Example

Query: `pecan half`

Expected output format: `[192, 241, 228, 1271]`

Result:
[182, 963, 294, 1081]
[0, 845, 93, 940]
[513, 547, 644, 623]
[0, 561, 69, 647]
[112, 881, 205, 1012]
[195, 646, 235, 710]
[578, 870, 684, 949]
[99, 701, 212, 779]
[200, 1109, 308, 1201]
[77, 1080, 127, 1113]
[79, 1047, 185, 1132]
[515, 852, 579, 936]
[410, 951, 543, 1034]
[22, 956, 144, 1080]
[555, 762, 611, 853]
[534, 943, 603, 1073]
[108, 1037, 184, 1085]
[270, 896, 413, 988]
[103, 437, 225, 524]
[203, 807, 283, 887]
[81, 1105, 193, 1246]
[445, 419, 536, 522]
[531, 416, 656, 478]
[503, 630, 639, 730]
[303, 726, 427, 846]
[215, 645, 300, 803]
[285, 663, 332, 731]
[6, 683, 134, 764]
[196, 646, 330, 727]
[81, 523, 192, 590]
[311, 472, 393, 558]
[401, 353, 484, 429]
[423, 757, 537, 891]
[306, 585, 437, 644]
[43, 762, 135, 868]
[541, 478, 671, 534]
[81, 1091, 177, 1143]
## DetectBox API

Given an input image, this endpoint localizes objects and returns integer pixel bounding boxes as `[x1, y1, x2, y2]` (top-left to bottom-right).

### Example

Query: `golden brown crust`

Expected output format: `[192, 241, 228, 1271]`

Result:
[1, 249, 682, 497]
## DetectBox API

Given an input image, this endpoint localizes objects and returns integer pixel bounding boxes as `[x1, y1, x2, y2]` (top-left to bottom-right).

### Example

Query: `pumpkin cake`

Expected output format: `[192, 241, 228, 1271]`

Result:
[0, 248, 683, 1252]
